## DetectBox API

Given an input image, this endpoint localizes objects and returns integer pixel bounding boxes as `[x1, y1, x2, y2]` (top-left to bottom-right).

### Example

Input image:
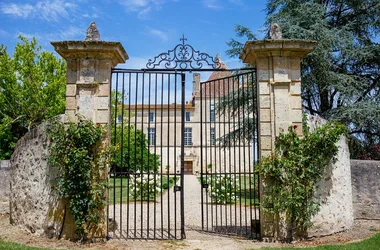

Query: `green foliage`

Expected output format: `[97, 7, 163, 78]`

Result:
[0, 116, 17, 159]
[112, 124, 160, 173]
[0, 36, 66, 159]
[226, 25, 257, 59]
[0, 239, 52, 249]
[256, 122, 347, 236]
[47, 116, 109, 240]
[110, 90, 160, 173]
[216, 72, 257, 146]
[227, 1, 380, 159]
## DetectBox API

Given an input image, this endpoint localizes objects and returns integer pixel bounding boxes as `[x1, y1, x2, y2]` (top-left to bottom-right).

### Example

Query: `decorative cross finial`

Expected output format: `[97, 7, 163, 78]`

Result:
[269, 23, 282, 40]
[85, 21, 100, 41]
[180, 34, 187, 45]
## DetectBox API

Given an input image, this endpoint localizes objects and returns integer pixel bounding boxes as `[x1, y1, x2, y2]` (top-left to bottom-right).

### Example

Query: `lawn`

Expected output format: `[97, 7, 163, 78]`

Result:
[1, 233, 379, 250]
[0, 240, 50, 250]
[237, 175, 260, 206]
[259, 233, 380, 250]
[108, 175, 178, 203]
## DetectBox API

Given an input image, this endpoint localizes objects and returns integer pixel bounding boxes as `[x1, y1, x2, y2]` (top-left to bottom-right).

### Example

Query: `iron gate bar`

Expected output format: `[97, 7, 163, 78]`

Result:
[198, 70, 260, 239]
[180, 73, 186, 239]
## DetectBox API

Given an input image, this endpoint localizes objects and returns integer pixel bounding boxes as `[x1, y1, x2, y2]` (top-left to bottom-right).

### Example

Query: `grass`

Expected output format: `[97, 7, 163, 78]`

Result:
[237, 175, 260, 206]
[1, 234, 379, 250]
[108, 175, 178, 204]
[198, 174, 260, 206]
[259, 233, 380, 250]
[0, 240, 50, 250]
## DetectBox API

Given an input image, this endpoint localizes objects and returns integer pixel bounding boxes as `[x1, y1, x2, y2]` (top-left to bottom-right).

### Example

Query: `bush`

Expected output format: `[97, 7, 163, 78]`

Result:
[204, 173, 240, 204]
[128, 172, 161, 201]
[47, 116, 111, 240]
[256, 122, 347, 237]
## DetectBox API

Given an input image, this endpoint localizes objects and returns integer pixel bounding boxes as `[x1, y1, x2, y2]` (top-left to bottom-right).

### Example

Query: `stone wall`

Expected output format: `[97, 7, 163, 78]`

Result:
[351, 160, 380, 220]
[10, 115, 64, 238]
[0, 160, 10, 197]
[307, 115, 354, 237]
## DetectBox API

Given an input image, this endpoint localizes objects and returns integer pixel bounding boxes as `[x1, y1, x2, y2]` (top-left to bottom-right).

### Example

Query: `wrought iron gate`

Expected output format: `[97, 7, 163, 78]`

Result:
[199, 70, 260, 239]
[109, 70, 186, 239]
[107, 36, 260, 240]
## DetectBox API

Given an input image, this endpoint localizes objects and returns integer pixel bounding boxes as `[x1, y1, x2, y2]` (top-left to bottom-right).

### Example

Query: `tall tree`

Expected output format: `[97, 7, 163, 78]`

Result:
[0, 36, 66, 159]
[227, 0, 380, 159]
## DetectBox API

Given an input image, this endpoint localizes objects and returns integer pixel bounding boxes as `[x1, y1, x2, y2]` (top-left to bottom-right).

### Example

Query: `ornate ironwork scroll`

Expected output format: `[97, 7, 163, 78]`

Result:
[146, 35, 222, 70]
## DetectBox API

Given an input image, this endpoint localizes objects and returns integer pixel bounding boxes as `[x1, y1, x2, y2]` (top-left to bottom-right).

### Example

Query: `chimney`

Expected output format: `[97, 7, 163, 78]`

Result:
[193, 73, 200, 96]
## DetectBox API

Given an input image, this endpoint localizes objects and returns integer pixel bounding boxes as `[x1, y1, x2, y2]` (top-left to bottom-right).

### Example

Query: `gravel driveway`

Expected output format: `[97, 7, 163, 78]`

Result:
[109, 175, 259, 240]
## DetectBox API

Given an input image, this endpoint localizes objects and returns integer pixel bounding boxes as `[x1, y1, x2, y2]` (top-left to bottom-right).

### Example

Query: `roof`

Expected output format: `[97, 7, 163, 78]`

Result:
[200, 57, 240, 97]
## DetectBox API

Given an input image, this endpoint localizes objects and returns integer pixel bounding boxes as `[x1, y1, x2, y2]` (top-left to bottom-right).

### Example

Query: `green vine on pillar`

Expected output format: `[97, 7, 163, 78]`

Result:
[47, 116, 111, 241]
[256, 121, 347, 239]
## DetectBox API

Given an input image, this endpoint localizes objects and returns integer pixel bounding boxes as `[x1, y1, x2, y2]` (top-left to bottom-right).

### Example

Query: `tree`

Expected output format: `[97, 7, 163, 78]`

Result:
[227, 0, 380, 159]
[112, 124, 160, 173]
[0, 36, 66, 159]
[110, 90, 160, 173]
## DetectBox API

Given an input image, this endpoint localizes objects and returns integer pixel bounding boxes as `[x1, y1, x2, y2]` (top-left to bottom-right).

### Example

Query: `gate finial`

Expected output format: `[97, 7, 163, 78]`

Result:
[85, 21, 100, 41]
[269, 23, 282, 40]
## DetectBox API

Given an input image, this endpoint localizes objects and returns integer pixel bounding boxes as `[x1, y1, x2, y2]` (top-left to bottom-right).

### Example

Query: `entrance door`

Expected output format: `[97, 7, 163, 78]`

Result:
[184, 161, 193, 175]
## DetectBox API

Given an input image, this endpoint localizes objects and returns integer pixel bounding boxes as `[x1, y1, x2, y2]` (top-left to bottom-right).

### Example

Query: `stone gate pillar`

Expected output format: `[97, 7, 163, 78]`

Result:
[51, 39, 128, 126]
[51, 23, 128, 238]
[240, 33, 316, 240]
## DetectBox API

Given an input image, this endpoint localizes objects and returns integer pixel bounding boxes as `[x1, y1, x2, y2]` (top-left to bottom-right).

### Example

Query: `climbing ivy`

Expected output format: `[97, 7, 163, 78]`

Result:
[256, 121, 347, 239]
[47, 116, 111, 241]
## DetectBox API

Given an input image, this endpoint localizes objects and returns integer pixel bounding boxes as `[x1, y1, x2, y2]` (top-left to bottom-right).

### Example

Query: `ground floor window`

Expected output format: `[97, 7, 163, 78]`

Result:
[184, 127, 192, 146]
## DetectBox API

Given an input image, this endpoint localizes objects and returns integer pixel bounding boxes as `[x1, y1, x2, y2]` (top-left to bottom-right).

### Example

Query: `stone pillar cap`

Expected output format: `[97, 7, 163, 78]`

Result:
[51, 40, 129, 64]
[240, 39, 316, 64]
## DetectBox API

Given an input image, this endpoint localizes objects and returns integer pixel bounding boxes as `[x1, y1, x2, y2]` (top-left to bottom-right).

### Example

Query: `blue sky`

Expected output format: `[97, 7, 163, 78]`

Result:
[0, 0, 269, 70]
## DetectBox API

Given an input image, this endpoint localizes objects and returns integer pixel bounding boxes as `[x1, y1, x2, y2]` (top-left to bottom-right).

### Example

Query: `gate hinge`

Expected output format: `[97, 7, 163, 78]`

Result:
[202, 183, 209, 189]
[174, 185, 182, 192]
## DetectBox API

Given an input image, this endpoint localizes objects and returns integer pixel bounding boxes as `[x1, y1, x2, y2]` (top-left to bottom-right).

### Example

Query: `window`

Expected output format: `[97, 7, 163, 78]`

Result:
[149, 112, 154, 122]
[210, 127, 216, 146]
[148, 128, 155, 146]
[186, 111, 190, 122]
[117, 115, 122, 123]
[184, 128, 192, 146]
[210, 104, 215, 122]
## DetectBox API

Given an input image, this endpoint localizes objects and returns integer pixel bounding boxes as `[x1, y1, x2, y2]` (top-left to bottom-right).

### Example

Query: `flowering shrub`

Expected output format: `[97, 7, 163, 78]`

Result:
[205, 173, 240, 204]
[256, 122, 347, 236]
[128, 172, 161, 201]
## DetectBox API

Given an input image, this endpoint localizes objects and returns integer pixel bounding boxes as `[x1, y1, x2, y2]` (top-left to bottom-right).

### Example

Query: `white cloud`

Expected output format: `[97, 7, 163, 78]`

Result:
[83, 6, 101, 19]
[228, 0, 242, 5]
[1, 3, 33, 18]
[0, 29, 10, 38]
[118, 56, 149, 69]
[202, 0, 223, 10]
[138, 6, 152, 19]
[18, 25, 83, 43]
[146, 27, 168, 42]
[1, 0, 77, 22]
[117, 0, 175, 19]
[202, 0, 242, 10]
